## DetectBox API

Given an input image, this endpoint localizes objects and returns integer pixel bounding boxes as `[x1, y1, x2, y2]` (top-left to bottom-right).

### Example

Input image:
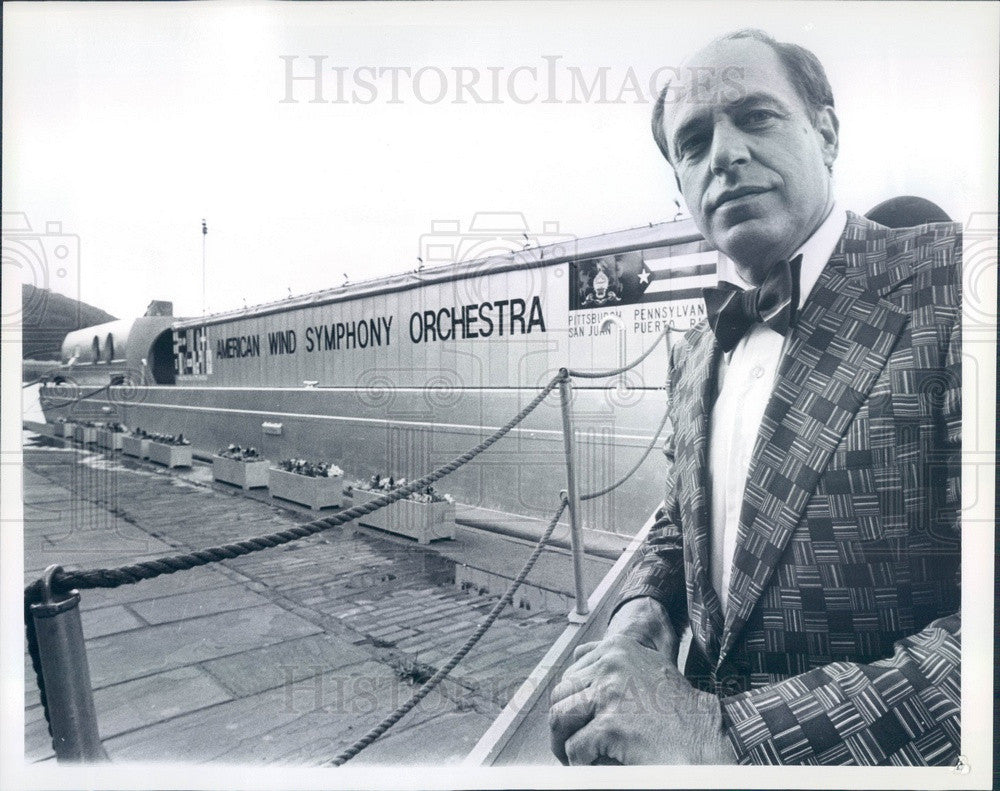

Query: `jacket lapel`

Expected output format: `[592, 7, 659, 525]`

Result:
[671, 324, 726, 661]
[716, 215, 912, 667]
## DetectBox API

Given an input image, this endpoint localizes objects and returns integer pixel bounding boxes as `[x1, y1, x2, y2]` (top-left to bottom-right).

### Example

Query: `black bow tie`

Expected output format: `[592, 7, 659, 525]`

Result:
[702, 254, 802, 353]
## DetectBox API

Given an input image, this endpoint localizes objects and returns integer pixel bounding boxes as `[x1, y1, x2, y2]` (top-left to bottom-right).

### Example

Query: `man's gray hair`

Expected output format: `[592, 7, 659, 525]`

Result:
[652, 28, 836, 164]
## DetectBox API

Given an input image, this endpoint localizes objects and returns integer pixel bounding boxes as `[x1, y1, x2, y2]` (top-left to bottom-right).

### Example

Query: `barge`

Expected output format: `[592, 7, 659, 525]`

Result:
[40, 215, 717, 534]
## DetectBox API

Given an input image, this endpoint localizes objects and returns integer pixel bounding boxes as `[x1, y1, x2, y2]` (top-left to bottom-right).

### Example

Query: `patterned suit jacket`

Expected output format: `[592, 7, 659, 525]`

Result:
[616, 212, 962, 765]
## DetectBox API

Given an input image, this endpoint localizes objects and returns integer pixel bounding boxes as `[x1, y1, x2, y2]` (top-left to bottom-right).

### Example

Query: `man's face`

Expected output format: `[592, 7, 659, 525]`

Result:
[662, 39, 838, 278]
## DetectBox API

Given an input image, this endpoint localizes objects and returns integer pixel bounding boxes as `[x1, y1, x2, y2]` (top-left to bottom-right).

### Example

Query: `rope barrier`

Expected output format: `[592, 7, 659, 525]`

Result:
[24, 323, 676, 762]
[39, 384, 112, 410]
[580, 405, 670, 502]
[326, 329, 674, 761]
[25, 372, 561, 602]
[23, 371, 564, 753]
[566, 326, 670, 379]
[328, 498, 568, 767]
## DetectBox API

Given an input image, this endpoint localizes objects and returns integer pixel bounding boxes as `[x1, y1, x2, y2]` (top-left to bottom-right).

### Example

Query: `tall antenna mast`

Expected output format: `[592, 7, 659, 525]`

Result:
[201, 218, 208, 373]
[201, 218, 208, 317]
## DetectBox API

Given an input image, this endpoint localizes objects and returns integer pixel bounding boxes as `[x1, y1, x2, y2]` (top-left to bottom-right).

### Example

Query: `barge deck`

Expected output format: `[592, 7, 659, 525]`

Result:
[23, 428, 624, 765]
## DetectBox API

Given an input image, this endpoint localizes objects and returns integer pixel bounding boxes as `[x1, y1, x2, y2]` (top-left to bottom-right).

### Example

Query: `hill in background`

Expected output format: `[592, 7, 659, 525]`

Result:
[21, 284, 116, 360]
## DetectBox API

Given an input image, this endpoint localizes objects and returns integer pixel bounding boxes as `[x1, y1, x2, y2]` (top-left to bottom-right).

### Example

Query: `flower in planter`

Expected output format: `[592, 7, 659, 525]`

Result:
[408, 485, 454, 504]
[218, 445, 262, 461]
[278, 458, 344, 478]
[353, 473, 396, 493]
[132, 429, 189, 446]
[141, 431, 190, 446]
[348, 474, 453, 503]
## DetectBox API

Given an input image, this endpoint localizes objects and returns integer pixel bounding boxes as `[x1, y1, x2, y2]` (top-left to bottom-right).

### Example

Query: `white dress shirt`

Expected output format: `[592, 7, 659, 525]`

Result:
[709, 205, 847, 616]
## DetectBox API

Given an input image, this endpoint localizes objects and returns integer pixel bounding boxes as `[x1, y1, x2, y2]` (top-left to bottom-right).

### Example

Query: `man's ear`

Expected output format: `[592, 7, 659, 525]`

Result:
[814, 105, 839, 170]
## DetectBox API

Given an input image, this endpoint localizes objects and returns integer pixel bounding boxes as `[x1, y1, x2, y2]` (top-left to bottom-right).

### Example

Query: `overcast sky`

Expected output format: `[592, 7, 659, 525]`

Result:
[4, 0, 998, 321]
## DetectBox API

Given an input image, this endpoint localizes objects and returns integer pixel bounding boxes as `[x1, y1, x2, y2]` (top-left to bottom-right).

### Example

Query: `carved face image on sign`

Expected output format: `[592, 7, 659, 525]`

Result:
[578, 257, 623, 308]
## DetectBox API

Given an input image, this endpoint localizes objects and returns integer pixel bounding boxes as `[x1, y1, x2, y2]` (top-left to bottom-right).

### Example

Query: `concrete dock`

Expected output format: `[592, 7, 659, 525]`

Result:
[22, 430, 620, 766]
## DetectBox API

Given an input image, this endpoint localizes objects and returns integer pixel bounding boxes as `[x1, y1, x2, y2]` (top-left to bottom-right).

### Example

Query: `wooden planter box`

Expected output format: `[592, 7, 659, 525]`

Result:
[148, 441, 193, 468]
[73, 425, 98, 444]
[269, 468, 343, 510]
[97, 429, 124, 451]
[213, 455, 270, 489]
[53, 422, 74, 438]
[350, 488, 455, 544]
[122, 436, 150, 459]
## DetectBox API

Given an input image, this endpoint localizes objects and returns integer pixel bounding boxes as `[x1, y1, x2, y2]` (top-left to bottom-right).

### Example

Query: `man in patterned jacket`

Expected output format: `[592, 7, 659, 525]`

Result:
[549, 28, 961, 766]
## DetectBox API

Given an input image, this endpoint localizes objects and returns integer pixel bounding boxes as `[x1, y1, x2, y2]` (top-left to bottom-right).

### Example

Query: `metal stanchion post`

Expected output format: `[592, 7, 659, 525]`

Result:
[557, 369, 589, 623]
[29, 566, 108, 762]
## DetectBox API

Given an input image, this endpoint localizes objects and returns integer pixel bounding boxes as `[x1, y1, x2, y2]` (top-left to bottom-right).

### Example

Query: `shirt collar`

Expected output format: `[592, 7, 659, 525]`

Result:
[791, 203, 847, 308]
[716, 203, 848, 308]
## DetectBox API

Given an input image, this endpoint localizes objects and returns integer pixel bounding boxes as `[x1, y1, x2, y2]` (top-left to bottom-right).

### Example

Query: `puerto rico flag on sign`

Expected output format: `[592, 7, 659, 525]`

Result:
[569, 249, 719, 311]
